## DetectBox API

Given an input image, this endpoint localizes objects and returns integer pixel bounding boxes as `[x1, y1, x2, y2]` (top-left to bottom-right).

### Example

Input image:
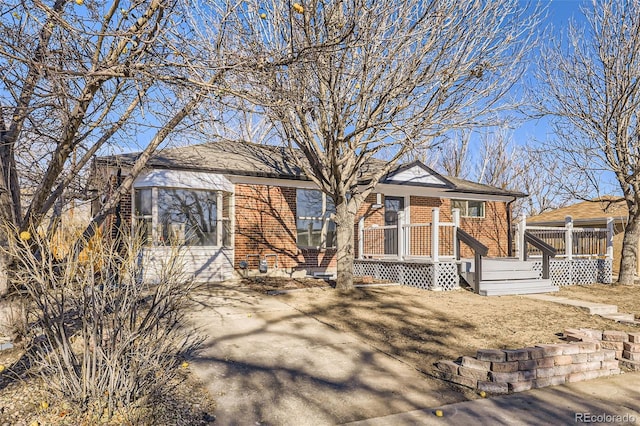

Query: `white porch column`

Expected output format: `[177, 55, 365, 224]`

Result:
[229, 191, 235, 248]
[397, 211, 405, 259]
[358, 216, 365, 260]
[452, 208, 460, 259]
[565, 215, 573, 261]
[606, 217, 614, 260]
[216, 191, 224, 246]
[432, 208, 440, 262]
[518, 212, 526, 261]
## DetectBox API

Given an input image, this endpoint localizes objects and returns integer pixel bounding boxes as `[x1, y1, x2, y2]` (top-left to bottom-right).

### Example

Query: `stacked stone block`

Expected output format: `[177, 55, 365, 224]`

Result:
[564, 328, 640, 372]
[435, 341, 620, 394]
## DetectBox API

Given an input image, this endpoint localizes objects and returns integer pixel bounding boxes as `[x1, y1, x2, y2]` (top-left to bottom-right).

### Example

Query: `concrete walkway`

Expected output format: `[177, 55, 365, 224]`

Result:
[187, 283, 640, 425]
[525, 294, 639, 324]
[186, 283, 461, 425]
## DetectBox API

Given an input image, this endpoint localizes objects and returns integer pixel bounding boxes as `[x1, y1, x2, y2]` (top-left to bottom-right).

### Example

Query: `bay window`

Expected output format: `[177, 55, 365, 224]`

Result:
[133, 187, 231, 247]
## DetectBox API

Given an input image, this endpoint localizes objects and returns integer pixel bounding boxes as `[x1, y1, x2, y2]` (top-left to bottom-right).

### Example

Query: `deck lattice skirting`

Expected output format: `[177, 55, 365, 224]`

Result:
[533, 258, 613, 286]
[354, 259, 460, 291]
[354, 258, 612, 290]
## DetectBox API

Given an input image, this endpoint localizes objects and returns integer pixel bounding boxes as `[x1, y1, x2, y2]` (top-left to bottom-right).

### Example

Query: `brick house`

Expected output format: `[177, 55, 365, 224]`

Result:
[94, 141, 524, 282]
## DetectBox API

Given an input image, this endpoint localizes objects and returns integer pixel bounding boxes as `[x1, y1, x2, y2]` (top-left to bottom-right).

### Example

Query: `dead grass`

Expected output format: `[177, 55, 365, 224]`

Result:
[273, 284, 639, 379]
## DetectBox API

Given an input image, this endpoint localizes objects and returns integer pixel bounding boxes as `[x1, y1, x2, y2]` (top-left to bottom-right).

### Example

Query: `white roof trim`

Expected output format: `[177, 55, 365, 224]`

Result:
[386, 165, 448, 186]
[133, 169, 234, 192]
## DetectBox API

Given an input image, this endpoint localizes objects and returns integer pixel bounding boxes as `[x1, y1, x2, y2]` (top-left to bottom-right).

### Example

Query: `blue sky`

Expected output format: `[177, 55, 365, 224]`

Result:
[513, 0, 590, 145]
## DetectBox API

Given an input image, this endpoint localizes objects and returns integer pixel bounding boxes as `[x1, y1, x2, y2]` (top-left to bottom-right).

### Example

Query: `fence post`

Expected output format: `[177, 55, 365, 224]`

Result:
[606, 217, 614, 260]
[432, 208, 440, 262]
[452, 208, 460, 260]
[565, 215, 573, 261]
[397, 211, 405, 260]
[518, 213, 526, 261]
[358, 216, 364, 260]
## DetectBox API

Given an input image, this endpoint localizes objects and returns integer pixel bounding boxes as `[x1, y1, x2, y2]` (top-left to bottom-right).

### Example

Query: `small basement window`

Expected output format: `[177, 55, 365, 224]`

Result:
[452, 199, 485, 218]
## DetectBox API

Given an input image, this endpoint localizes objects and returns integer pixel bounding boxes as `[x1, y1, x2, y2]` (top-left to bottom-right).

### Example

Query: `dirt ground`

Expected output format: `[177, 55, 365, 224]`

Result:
[0, 342, 216, 425]
[242, 278, 639, 382]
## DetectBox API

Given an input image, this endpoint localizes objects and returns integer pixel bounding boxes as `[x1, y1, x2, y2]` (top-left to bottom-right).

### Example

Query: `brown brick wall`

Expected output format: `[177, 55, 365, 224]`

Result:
[459, 201, 509, 257]
[233, 184, 339, 271]
[234, 184, 299, 269]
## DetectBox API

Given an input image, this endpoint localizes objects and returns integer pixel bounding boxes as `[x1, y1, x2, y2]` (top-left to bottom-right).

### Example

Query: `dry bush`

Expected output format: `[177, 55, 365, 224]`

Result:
[2, 225, 201, 422]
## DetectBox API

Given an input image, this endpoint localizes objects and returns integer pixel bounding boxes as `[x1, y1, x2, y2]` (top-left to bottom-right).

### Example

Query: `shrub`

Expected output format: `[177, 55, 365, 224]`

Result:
[3, 225, 200, 421]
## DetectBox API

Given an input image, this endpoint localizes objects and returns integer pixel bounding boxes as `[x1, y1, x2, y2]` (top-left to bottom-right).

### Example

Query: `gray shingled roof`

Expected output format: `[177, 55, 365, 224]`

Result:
[97, 141, 524, 197]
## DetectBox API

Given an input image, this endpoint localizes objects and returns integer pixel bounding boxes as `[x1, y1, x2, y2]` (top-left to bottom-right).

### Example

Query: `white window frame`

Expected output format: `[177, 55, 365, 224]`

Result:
[452, 199, 486, 218]
[296, 189, 336, 249]
[133, 187, 230, 247]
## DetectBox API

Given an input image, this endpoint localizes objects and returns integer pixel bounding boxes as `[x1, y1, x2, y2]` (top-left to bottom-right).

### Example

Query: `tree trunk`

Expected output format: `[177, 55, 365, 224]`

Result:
[618, 209, 640, 285]
[334, 202, 355, 291]
[0, 249, 23, 340]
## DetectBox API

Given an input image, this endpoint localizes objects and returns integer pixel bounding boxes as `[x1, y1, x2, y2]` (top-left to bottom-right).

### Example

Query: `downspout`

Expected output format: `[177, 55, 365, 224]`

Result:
[506, 196, 517, 257]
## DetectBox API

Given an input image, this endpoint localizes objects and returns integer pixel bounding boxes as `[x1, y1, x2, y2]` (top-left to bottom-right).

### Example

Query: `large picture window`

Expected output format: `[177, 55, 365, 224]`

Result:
[296, 189, 336, 248]
[133, 187, 230, 247]
[452, 199, 485, 218]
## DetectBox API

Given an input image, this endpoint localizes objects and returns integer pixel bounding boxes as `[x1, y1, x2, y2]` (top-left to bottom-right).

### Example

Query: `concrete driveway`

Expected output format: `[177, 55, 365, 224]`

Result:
[186, 283, 461, 425]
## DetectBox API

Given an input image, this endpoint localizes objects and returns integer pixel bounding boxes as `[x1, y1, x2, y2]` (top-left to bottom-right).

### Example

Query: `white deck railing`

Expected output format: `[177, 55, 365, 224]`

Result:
[515, 214, 613, 261]
[358, 208, 459, 260]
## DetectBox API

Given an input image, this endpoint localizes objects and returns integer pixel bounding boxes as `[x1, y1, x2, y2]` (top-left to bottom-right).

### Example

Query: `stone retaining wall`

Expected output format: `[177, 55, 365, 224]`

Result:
[564, 328, 640, 372]
[435, 341, 621, 394]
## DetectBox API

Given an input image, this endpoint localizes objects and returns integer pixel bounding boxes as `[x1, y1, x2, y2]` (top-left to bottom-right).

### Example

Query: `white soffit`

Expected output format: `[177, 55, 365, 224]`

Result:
[133, 169, 234, 192]
[387, 165, 448, 186]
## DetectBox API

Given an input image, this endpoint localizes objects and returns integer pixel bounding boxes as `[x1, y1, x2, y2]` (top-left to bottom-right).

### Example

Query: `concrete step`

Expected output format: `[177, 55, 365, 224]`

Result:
[600, 312, 636, 323]
[479, 286, 559, 296]
[479, 279, 554, 290]
[550, 299, 618, 315]
[478, 279, 559, 296]
[525, 295, 620, 315]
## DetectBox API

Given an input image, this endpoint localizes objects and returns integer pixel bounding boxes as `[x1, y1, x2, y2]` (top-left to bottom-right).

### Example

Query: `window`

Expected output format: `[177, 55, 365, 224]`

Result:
[157, 189, 218, 246]
[134, 189, 153, 245]
[452, 199, 485, 218]
[296, 189, 336, 248]
[133, 187, 231, 247]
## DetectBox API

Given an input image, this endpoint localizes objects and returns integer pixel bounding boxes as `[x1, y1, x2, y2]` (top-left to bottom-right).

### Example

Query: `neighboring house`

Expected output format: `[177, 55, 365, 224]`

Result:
[526, 197, 629, 275]
[92, 141, 524, 282]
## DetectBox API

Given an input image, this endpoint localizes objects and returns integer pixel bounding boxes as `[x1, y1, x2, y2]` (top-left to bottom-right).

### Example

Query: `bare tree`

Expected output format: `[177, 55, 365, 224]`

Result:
[218, 0, 541, 290]
[476, 128, 520, 188]
[535, 0, 640, 284]
[434, 130, 474, 180]
[0, 0, 236, 332]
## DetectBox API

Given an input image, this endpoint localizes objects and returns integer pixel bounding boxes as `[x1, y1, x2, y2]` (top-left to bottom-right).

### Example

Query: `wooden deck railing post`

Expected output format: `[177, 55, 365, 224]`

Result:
[431, 208, 439, 262]
[358, 216, 364, 260]
[456, 228, 488, 293]
[606, 217, 614, 260]
[565, 215, 573, 261]
[518, 212, 526, 261]
[452, 208, 460, 261]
